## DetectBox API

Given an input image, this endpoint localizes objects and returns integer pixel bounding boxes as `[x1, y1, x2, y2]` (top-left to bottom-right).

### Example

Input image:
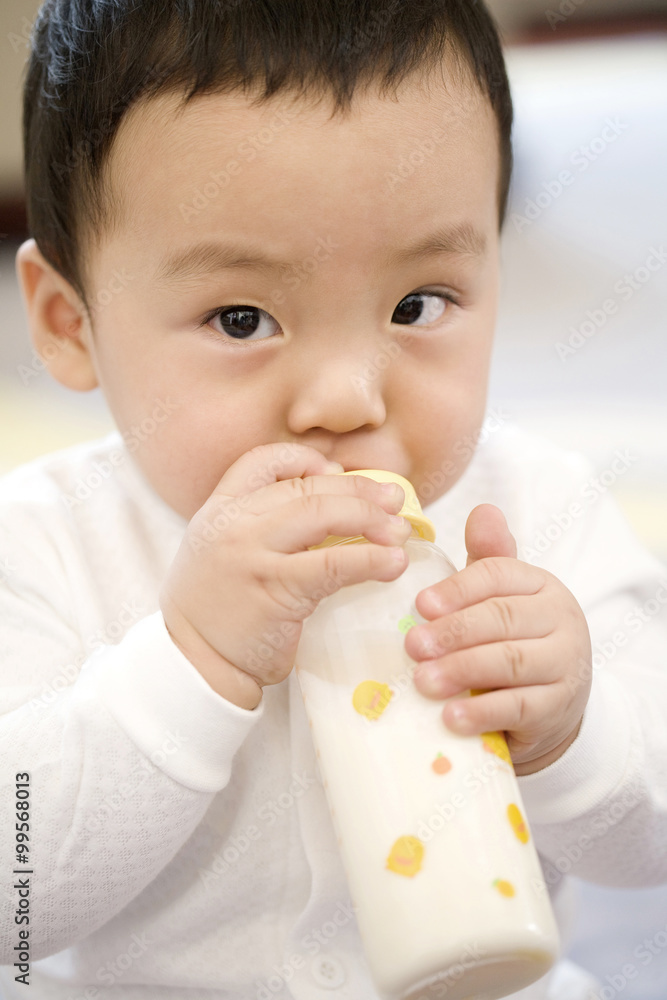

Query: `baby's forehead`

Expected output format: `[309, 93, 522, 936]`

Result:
[85, 71, 501, 296]
[111, 57, 494, 170]
[106, 70, 497, 215]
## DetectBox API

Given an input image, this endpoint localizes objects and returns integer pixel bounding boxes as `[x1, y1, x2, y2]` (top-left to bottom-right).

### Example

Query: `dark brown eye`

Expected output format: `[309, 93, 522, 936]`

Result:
[392, 292, 449, 326]
[208, 306, 280, 340]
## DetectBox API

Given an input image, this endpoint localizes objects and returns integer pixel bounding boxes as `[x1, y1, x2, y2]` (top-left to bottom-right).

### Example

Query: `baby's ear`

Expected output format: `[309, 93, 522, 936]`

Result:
[15, 239, 98, 392]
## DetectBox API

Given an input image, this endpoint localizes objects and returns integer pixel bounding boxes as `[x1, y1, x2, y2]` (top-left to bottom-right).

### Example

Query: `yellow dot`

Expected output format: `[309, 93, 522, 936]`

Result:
[386, 835, 424, 878]
[493, 878, 515, 898]
[352, 680, 393, 720]
[507, 803, 529, 844]
[481, 730, 513, 766]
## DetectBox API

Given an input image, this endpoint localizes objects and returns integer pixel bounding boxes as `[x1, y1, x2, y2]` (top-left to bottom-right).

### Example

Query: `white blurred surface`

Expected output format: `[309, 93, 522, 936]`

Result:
[489, 36, 667, 998]
[488, 33, 667, 562]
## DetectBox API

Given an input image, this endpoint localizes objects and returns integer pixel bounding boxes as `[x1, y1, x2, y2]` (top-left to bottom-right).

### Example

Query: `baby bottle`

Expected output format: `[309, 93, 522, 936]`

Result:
[295, 470, 560, 1000]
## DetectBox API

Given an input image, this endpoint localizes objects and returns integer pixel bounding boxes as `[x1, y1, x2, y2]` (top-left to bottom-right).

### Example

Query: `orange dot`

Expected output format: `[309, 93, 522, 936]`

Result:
[431, 754, 452, 775]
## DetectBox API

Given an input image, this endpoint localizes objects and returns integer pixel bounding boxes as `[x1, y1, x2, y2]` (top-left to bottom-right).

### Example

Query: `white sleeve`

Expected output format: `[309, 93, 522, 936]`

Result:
[516, 481, 667, 887]
[0, 520, 264, 961]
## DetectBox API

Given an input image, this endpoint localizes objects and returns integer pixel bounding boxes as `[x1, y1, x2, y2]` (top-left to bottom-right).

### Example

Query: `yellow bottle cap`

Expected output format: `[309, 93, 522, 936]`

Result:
[313, 469, 436, 548]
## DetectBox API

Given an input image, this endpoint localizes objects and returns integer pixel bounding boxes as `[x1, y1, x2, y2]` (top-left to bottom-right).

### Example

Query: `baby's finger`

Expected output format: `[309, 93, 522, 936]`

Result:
[407, 595, 554, 662]
[416, 557, 546, 620]
[274, 542, 411, 618]
[224, 471, 405, 518]
[413, 637, 561, 700]
[210, 442, 344, 498]
[438, 682, 560, 740]
[262, 493, 413, 553]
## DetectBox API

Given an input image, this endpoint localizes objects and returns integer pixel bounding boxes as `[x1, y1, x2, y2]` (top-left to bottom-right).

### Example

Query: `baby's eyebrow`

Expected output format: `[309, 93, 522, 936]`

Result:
[154, 221, 486, 284]
[386, 222, 487, 266]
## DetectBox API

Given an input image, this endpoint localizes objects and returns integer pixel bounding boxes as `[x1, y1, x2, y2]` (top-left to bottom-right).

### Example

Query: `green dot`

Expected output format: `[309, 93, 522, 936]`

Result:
[398, 614, 418, 633]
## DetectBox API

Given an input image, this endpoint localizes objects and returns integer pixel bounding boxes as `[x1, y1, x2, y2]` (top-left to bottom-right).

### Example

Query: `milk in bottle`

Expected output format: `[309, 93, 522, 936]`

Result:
[295, 469, 560, 1000]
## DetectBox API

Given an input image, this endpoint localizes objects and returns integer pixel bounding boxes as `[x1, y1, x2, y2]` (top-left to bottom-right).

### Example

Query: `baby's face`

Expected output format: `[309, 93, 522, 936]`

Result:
[80, 65, 501, 519]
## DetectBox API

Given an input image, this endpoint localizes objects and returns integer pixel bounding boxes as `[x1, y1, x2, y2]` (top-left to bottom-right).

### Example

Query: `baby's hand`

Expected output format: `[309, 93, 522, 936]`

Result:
[159, 446, 412, 709]
[405, 504, 592, 775]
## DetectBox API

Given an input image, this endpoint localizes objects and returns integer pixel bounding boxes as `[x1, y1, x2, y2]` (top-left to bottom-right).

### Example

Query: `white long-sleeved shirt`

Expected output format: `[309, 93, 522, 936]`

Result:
[0, 424, 666, 1000]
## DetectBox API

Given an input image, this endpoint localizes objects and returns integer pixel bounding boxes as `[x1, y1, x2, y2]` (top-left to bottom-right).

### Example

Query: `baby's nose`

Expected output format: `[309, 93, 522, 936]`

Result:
[286, 357, 387, 435]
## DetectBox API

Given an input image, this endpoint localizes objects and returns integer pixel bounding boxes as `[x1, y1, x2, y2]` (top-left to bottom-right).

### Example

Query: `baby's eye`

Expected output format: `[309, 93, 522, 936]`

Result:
[207, 305, 280, 341]
[391, 291, 452, 327]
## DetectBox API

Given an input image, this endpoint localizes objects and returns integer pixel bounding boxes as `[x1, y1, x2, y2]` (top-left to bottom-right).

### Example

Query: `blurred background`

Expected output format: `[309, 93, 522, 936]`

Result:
[1, 1, 666, 997]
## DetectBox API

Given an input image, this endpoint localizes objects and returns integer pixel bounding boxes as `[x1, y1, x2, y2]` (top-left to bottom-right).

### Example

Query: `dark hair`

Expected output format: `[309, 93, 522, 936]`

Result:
[23, 0, 513, 308]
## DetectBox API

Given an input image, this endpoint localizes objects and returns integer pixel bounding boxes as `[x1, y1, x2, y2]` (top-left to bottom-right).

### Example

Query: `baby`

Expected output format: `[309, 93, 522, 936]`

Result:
[2, 0, 667, 998]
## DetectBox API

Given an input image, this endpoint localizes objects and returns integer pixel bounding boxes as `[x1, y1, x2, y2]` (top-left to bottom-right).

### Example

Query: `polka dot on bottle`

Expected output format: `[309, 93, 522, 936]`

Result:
[493, 878, 515, 898]
[352, 680, 393, 720]
[431, 753, 452, 775]
[507, 803, 529, 844]
[481, 730, 512, 766]
[398, 614, 418, 633]
[386, 836, 425, 878]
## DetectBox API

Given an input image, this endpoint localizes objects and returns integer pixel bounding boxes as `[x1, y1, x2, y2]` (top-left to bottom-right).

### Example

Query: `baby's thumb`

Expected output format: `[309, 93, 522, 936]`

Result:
[464, 504, 517, 566]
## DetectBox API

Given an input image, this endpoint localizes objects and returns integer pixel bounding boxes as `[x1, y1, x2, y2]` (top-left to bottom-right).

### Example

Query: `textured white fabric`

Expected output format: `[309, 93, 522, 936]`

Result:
[0, 423, 666, 1000]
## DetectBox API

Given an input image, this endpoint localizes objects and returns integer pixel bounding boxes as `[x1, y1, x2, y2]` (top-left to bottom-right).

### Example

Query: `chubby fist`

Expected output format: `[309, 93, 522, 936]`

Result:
[160, 444, 412, 709]
[406, 504, 592, 774]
